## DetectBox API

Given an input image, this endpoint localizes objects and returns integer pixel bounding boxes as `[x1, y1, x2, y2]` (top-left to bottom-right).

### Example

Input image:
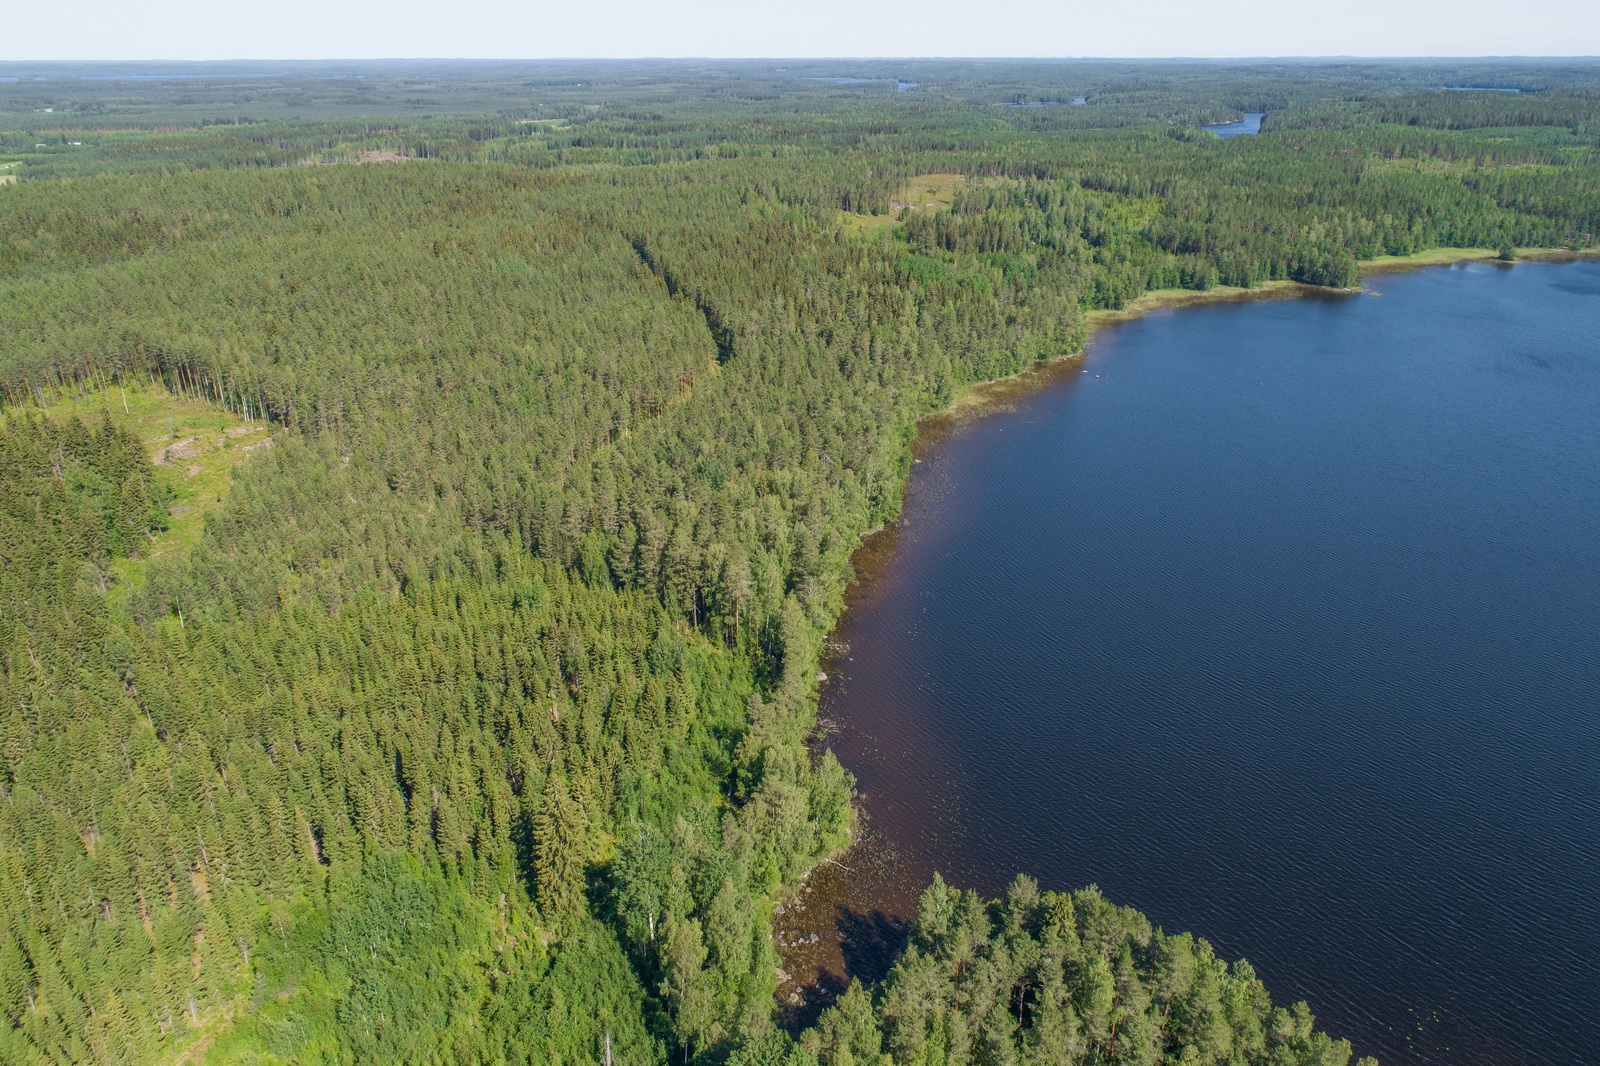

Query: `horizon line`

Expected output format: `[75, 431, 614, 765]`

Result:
[5, 55, 1600, 64]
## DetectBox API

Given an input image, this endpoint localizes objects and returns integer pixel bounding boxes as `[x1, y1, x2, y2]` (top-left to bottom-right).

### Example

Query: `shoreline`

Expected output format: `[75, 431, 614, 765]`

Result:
[775, 241, 1596, 1017]
[940, 245, 1597, 421]
[1360, 244, 1600, 274]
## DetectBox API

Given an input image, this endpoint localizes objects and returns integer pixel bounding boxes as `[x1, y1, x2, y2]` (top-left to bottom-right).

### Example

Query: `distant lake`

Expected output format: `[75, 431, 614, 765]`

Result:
[999, 97, 1088, 108]
[1203, 111, 1265, 137]
[780, 260, 1600, 1066]
[812, 78, 918, 91]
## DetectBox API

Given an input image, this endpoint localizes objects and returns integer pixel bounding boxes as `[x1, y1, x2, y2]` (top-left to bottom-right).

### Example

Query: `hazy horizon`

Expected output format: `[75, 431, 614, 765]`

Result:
[4, 55, 1600, 63]
[6, 0, 1599, 63]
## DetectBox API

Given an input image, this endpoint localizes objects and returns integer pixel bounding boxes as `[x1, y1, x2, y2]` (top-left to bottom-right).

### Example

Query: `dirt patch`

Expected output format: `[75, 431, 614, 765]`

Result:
[156, 437, 203, 464]
[295, 149, 409, 167]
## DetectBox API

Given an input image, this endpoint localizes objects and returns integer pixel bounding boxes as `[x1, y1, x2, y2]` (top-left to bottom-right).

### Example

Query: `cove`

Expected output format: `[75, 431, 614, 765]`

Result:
[776, 260, 1600, 1065]
[1204, 111, 1264, 136]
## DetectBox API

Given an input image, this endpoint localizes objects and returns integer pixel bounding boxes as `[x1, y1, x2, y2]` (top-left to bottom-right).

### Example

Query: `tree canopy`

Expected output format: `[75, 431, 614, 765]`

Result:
[3, 58, 1596, 1064]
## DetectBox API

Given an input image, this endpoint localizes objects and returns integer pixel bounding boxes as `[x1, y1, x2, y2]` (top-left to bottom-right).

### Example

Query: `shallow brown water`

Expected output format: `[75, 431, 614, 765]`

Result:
[774, 357, 1090, 1025]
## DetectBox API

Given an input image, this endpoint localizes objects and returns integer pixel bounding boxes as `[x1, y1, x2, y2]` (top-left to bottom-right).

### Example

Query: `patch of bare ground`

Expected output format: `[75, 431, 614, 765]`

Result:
[155, 437, 203, 464]
[295, 148, 410, 166]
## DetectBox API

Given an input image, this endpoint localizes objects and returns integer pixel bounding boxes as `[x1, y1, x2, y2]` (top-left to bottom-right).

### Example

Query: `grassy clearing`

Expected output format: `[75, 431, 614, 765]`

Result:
[0, 162, 18, 185]
[892, 172, 966, 212]
[841, 172, 987, 234]
[3, 380, 271, 591]
[837, 210, 896, 235]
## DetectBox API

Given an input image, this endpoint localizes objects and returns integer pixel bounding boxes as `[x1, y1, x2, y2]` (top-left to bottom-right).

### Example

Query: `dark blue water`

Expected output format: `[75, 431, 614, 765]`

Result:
[819, 261, 1600, 1065]
[1204, 111, 1265, 136]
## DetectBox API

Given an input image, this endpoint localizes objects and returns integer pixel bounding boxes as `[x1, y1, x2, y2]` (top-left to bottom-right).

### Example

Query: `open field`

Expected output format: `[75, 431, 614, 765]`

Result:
[891, 171, 966, 212]
[838, 209, 898, 234]
[3, 381, 271, 589]
[841, 171, 983, 233]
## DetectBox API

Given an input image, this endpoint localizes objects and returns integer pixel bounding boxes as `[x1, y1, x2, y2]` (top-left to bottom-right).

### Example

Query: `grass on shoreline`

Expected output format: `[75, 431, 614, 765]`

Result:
[1084, 279, 1308, 328]
[1361, 246, 1503, 272]
[942, 244, 1595, 420]
[1362, 245, 1599, 272]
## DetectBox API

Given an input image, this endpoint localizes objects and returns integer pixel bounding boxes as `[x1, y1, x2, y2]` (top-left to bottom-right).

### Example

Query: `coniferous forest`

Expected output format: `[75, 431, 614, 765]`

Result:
[2, 59, 1597, 1064]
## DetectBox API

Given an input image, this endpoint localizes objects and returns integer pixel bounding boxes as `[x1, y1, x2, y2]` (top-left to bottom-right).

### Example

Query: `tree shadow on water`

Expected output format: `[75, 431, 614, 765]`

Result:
[837, 905, 910, 987]
[777, 905, 910, 1032]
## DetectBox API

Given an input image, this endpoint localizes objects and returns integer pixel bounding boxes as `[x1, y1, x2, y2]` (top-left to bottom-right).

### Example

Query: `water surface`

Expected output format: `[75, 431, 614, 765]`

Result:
[1204, 111, 1265, 136]
[999, 97, 1089, 107]
[811, 77, 919, 91]
[779, 261, 1600, 1066]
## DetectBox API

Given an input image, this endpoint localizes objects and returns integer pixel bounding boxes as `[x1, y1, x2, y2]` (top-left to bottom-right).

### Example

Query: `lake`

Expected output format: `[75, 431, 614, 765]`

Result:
[776, 260, 1600, 1066]
[1204, 111, 1265, 136]
[811, 77, 919, 91]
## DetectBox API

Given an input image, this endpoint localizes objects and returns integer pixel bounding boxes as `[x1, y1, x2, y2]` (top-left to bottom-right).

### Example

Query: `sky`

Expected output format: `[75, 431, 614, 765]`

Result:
[4, 0, 1599, 61]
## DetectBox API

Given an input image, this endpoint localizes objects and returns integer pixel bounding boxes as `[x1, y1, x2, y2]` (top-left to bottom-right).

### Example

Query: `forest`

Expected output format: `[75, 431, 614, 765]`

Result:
[2, 59, 1596, 1064]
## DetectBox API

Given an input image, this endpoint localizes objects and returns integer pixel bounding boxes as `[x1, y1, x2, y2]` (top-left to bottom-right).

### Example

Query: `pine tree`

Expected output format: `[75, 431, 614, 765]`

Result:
[533, 773, 586, 918]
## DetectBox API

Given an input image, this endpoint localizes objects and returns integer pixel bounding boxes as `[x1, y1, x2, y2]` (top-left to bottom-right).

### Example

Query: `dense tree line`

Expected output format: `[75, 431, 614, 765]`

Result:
[2, 405, 852, 1061]
[2, 64, 1596, 1063]
[780, 876, 1373, 1066]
